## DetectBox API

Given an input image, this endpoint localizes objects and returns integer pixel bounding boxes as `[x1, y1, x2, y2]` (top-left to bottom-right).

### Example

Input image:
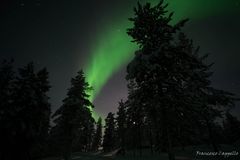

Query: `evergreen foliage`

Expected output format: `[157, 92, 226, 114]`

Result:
[0, 61, 51, 160]
[92, 117, 103, 151]
[116, 100, 127, 153]
[224, 112, 240, 144]
[103, 112, 116, 152]
[125, 1, 237, 159]
[51, 70, 94, 160]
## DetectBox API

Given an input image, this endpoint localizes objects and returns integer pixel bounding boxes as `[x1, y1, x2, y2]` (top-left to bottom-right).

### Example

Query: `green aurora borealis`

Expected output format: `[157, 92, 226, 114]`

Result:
[85, 0, 238, 120]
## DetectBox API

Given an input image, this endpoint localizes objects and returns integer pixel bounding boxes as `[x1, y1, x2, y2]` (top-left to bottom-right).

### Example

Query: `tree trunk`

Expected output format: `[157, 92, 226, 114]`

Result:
[162, 106, 175, 160]
[121, 132, 126, 155]
[181, 143, 185, 151]
[138, 125, 142, 156]
[166, 126, 175, 160]
[149, 127, 154, 154]
[64, 141, 72, 160]
[206, 118, 219, 152]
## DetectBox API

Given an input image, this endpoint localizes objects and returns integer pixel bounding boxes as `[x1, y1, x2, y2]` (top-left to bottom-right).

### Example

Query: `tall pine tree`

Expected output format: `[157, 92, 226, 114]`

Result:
[0, 60, 15, 160]
[103, 112, 116, 152]
[116, 100, 127, 154]
[126, 1, 236, 159]
[92, 117, 103, 151]
[224, 112, 240, 144]
[0, 62, 51, 160]
[52, 70, 94, 160]
[13, 63, 51, 160]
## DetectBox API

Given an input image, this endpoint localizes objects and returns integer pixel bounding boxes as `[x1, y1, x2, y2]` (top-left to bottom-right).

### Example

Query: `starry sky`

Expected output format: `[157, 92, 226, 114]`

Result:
[1, 0, 240, 119]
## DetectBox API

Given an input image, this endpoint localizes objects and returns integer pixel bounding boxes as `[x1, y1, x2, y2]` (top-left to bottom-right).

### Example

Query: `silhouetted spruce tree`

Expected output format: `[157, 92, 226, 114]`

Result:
[103, 112, 116, 152]
[126, 2, 189, 159]
[52, 70, 94, 160]
[126, 1, 236, 159]
[223, 112, 240, 144]
[13, 63, 51, 160]
[116, 100, 127, 154]
[0, 60, 15, 160]
[71, 110, 95, 153]
[31, 67, 51, 159]
[0, 62, 51, 160]
[126, 81, 146, 155]
[76, 115, 95, 152]
[173, 32, 236, 151]
[91, 117, 103, 151]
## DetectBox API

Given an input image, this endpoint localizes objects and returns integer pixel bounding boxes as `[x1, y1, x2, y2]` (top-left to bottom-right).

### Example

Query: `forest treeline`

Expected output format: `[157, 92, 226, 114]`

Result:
[0, 1, 240, 160]
[0, 61, 98, 160]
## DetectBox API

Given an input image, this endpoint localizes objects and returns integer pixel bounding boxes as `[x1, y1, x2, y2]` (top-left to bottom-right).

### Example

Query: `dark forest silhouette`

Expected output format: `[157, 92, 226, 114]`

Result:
[0, 61, 51, 160]
[0, 1, 240, 160]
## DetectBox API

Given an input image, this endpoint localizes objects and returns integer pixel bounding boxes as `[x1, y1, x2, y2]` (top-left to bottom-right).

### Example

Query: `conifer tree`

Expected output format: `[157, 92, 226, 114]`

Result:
[13, 63, 51, 160]
[0, 60, 15, 160]
[0, 62, 51, 160]
[92, 117, 103, 151]
[52, 70, 94, 160]
[103, 112, 116, 152]
[116, 100, 127, 153]
[224, 112, 240, 144]
[126, 2, 189, 159]
[126, 1, 236, 159]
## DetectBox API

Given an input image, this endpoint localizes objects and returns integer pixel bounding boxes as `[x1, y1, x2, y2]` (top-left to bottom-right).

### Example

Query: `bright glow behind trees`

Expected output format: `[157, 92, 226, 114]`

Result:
[84, 0, 236, 120]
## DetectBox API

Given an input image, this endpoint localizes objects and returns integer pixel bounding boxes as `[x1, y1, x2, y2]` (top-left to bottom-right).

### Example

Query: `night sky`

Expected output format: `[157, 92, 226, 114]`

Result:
[1, 0, 240, 119]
